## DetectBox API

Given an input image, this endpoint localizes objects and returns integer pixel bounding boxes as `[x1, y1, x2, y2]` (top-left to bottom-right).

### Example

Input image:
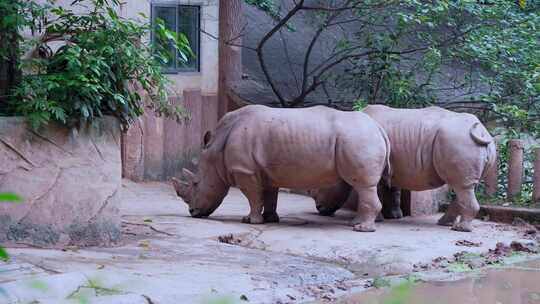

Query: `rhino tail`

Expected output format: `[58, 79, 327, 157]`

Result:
[481, 138, 497, 180]
[469, 122, 493, 146]
[467, 120, 496, 180]
[378, 123, 392, 188]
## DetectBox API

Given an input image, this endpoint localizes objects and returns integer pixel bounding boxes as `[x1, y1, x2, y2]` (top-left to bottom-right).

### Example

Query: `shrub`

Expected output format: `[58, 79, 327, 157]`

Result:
[0, 192, 22, 261]
[1, 0, 192, 129]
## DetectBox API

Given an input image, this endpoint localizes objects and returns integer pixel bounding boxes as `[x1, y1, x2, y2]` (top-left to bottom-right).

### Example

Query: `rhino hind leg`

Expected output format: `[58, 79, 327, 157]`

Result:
[449, 187, 479, 232]
[437, 201, 459, 226]
[351, 186, 382, 232]
[262, 188, 280, 223]
[382, 186, 403, 219]
[236, 174, 265, 225]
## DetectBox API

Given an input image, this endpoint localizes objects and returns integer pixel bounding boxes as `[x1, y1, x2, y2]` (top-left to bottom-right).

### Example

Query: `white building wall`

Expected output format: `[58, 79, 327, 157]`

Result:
[120, 0, 219, 96]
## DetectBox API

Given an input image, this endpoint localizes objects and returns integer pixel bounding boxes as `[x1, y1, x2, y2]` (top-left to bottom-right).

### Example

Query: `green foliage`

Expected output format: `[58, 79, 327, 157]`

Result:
[0, 192, 22, 262]
[352, 98, 367, 111]
[0, 248, 8, 262]
[382, 280, 415, 304]
[454, 1, 540, 133]
[338, 0, 539, 118]
[2, 0, 191, 129]
[0, 0, 47, 59]
[0, 192, 22, 203]
[244, 0, 281, 22]
[372, 277, 392, 289]
[247, 0, 539, 132]
[480, 128, 539, 207]
[447, 262, 473, 273]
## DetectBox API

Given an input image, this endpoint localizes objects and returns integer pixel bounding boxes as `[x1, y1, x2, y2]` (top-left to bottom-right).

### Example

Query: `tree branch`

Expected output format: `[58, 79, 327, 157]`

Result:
[256, 0, 305, 107]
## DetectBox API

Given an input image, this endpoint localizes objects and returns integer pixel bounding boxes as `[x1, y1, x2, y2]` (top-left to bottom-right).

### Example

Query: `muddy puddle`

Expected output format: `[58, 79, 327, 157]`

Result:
[336, 260, 540, 304]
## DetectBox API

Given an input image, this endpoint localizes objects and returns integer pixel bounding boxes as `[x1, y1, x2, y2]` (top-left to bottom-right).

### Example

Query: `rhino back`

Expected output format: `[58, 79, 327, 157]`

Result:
[364, 105, 454, 190]
[364, 105, 494, 191]
[222, 106, 381, 188]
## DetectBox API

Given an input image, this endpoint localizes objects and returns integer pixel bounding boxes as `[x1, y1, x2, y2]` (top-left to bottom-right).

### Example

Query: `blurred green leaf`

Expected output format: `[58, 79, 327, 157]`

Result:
[0, 247, 8, 262]
[0, 193, 22, 203]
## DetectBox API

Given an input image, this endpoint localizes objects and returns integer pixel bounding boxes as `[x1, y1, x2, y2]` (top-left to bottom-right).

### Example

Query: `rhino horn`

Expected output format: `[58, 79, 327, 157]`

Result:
[182, 168, 196, 182]
[171, 177, 189, 188]
[171, 177, 190, 199]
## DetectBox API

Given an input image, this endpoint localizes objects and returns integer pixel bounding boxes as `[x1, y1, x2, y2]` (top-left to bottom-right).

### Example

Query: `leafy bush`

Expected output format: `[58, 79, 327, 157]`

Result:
[480, 129, 539, 207]
[246, 0, 539, 135]
[0, 192, 22, 261]
[1, 0, 192, 129]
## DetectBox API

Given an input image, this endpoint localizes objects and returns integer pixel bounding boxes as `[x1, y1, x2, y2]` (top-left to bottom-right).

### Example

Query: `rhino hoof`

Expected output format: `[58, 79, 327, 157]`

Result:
[437, 214, 457, 227]
[242, 215, 264, 224]
[383, 208, 403, 219]
[451, 221, 473, 232]
[350, 216, 363, 226]
[316, 205, 337, 217]
[353, 223, 376, 232]
[263, 212, 280, 223]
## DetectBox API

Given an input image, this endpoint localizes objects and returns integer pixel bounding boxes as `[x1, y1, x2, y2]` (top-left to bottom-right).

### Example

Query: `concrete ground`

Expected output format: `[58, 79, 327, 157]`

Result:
[0, 180, 538, 304]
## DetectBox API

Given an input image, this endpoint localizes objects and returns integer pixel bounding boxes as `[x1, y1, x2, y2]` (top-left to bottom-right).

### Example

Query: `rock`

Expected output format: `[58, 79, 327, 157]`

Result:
[467, 258, 485, 269]
[432, 257, 450, 269]
[512, 217, 529, 227]
[491, 242, 513, 256]
[0, 117, 122, 247]
[510, 240, 538, 253]
[455, 240, 483, 247]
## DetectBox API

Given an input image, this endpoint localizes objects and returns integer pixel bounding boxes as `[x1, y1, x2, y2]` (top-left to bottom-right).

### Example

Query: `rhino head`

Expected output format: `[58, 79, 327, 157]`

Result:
[311, 181, 351, 216]
[171, 132, 229, 218]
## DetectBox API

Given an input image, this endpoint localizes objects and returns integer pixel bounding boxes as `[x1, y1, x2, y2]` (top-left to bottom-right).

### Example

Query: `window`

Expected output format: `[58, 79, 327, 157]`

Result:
[152, 4, 200, 72]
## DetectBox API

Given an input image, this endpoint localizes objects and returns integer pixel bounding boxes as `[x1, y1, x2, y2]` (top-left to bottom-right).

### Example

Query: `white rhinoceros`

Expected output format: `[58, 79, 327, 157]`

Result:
[313, 105, 496, 232]
[172, 104, 391, 232]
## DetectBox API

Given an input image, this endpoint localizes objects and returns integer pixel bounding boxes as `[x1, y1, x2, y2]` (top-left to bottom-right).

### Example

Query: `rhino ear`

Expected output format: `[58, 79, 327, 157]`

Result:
[171, 177, 191, 199]
[202, 131, 212, 149]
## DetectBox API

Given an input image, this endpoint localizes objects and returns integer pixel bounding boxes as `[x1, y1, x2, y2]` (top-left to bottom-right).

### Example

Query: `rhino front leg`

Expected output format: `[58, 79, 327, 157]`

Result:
[449, 186, 479, 232]
[263, 187, 280, 223]
[235, 174, 265, 225]
[351, 186, 382, 232]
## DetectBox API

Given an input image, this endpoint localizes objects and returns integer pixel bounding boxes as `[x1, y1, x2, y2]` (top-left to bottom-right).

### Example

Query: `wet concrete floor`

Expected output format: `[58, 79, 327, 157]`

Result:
[338, 259, 540, 304]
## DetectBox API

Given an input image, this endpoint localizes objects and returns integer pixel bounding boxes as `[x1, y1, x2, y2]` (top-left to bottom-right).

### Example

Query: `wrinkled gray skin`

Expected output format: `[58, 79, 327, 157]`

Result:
[172, 105, 391, 232]
[314, 105, 496, 232]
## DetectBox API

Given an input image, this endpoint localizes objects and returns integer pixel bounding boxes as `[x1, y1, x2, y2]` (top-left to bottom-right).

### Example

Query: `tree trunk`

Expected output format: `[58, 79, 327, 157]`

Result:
[507, 139, 524, 200]
[218, 0, 244, 119]
[0, 21, 21, 110]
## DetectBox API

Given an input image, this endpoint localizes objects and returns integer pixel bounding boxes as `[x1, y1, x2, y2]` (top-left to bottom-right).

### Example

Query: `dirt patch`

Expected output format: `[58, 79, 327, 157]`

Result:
[217, 233, 243, 245]
[413, 240, 540, 273]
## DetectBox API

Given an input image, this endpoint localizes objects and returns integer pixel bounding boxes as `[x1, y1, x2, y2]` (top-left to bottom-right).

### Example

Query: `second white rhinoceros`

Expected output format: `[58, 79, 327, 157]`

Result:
[172, 105, 391, 232]
[313, 105, 496, 232]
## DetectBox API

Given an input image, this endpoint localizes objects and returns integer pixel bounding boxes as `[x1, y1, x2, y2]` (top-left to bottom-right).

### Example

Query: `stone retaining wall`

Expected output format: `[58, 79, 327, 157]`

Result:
[122, 90, 219, 181]
[0, 117, 121, 247]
